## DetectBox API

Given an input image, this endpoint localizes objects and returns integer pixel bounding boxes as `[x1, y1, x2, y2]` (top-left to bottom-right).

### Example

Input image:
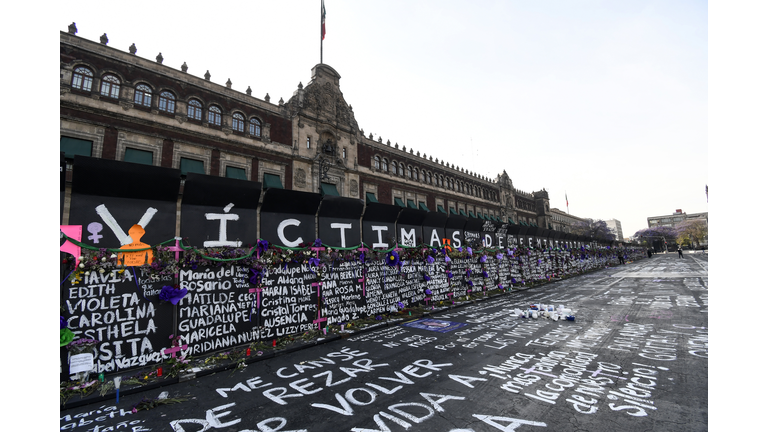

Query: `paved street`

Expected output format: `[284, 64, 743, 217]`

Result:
[60, 252, 708, 432]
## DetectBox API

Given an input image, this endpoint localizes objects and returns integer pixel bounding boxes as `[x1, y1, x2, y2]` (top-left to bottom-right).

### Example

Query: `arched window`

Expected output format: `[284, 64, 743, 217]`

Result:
[421, 170, 426, 182]
[391, 160, 397, 174]
[407, 166, 413, 179]
[232, 113, 245, 132]
[188, 99, 202, 120]
[342, 148, 347, 159]
[250, 118, 261, 136]
[374, 156, 381, 170]
[100, 74, 121, 99]
[159, 91, 176, 113]
[428, 172, 432, 185]
[208, 106, 222, 126]
[399, 163, 404, 176]
[71, 67, 93, 91]
[382, 158, 388, 172]
[134, 84, 152, 107]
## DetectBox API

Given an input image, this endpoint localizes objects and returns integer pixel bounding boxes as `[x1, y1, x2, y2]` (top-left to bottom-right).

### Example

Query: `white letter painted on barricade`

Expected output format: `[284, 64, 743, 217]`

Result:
[331, 223, 353, 248]
[371, 226, 389, 248]
[277, 219, 303, 248]
[400, 228, 416, 247]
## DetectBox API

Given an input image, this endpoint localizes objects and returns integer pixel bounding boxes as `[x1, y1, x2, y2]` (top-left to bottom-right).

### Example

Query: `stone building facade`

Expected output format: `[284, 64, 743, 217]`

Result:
[605, 219, 624, 242]
[647, 210, 708, 229]
[60, 27, 560, 229]
[549, 208, 587, 233]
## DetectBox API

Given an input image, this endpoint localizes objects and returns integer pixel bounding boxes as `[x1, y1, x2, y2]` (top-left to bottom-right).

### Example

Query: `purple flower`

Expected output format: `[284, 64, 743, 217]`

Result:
[467, 281, 474, 287]
[375, 315, 383, 321]
[467, 247, 473, 256]
[257, 239, 269, 254]
[159, 285, 188, 305]
[426, 255, 435, 264]
[498, 284, 503, 289]
[424, 273, 431, 282]
[60, 316, 67, 330]
[447, 271, 453, 279]
[466, 269, 472, 277]
[512, 278, 517, 283]
[445, 255, 451, 263]
[313, 238, 323, 248]
[457, 247, 463, 253]
[359, 252, 366, 262]
[480, 255, 487, 263]
[482, 271, 488, 278]
[496, 253, 503, 260]
[249, 268, 263, 285]
[425, 289, 432, 295]
[507, 249, 514, 256]
[386, 251, 400, 267]
[397, 302, 404, 309]
[308, 257, 321, 267]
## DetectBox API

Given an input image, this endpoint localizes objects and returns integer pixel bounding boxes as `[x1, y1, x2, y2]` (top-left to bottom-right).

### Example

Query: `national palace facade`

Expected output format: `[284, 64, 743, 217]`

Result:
[60, 24, 587, 232]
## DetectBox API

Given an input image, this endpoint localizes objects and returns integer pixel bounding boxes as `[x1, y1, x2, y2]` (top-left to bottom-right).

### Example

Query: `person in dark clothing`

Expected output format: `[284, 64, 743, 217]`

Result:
[618, 253, 625, 265]
[677, 246, 683, 258]
[647, 249, 653, 258]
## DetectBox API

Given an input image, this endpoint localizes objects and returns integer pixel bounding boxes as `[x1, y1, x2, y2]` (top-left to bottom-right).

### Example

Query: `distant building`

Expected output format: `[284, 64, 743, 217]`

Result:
[605, 219, 624, 242]
[549, 208, 588, 234]
[647, 209, 708, 229]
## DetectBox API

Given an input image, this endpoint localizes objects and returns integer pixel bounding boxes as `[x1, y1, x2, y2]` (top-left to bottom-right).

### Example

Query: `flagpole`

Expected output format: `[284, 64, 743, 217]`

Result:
[320, 0, 324, 64]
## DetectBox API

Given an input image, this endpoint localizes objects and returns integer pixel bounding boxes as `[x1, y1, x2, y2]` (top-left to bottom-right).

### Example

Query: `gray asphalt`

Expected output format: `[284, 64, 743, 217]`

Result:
[60, 252, 708, 432]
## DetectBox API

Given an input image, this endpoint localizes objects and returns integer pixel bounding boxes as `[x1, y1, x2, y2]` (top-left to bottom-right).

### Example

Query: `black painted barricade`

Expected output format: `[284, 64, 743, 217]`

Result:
[180, 173, 262, 248]
[445, 214, 467, 249]
[61, 152, 66, 224]
[63, 156, 180, 378]
[396, 208, 427, 247]
[421, 211, 449, 249]
[317, 196, 364, 248]
[69, 156, 180, 249]
[260, 189, 322, 248]
[463, 217, 484, 249]
[361, 203, 401, 249]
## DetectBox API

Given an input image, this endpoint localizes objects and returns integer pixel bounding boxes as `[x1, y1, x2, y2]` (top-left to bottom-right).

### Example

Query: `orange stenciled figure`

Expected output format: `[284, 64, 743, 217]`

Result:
[117, 224, 154, 266]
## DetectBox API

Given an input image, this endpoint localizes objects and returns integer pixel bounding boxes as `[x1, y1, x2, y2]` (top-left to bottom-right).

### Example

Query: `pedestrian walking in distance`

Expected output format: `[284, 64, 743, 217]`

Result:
[677, 245, 683, 258]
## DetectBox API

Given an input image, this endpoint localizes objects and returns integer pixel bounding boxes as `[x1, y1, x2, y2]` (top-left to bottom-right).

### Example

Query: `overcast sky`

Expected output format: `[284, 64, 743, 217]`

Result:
[57, 0, 708, 237]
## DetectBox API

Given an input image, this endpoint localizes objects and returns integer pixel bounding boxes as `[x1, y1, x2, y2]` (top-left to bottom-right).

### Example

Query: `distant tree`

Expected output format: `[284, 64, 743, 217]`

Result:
[571, 219, 616, 242]
[634, 226, 678, 250]
[675, 220, 708, 248]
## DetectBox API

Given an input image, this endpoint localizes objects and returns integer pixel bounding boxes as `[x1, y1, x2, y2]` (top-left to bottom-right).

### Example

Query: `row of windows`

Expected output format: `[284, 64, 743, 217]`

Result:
[70, 66, 262, 136]
[61, 136, 250, 179]
[373, 155, 498, 201]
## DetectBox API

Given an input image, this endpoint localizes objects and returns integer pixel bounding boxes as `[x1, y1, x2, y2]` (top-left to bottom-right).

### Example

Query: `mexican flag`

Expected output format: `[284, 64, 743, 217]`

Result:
[322, 0, 326, 40]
